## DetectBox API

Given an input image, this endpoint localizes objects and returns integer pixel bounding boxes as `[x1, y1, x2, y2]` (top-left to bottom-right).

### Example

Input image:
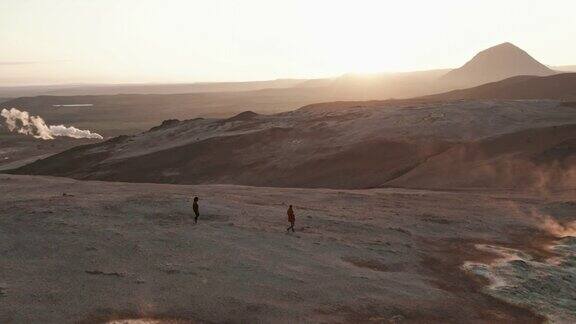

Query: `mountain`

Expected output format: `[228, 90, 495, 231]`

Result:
[440, 42, 556, 88]
[424, 73, 576, 101]
[9, 99, 576, 190]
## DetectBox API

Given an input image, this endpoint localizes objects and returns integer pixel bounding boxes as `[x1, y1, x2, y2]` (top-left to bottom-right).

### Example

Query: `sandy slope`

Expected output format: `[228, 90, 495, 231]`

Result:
[11, 100, 576, 190]
[425, 73, 576, 101]
[0, 134, 100, 171]
[2, 175, 575, 323]
[387, 123, 576, 190]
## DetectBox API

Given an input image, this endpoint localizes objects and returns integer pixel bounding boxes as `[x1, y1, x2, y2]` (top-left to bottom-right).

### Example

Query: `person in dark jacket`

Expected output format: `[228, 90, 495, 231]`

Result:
[193, 196, 200, 224]
[286, 205, 295, 232]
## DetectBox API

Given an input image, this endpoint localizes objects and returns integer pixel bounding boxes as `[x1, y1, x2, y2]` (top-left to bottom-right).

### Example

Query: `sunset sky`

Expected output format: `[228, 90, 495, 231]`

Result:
[1, 0, 575, 85]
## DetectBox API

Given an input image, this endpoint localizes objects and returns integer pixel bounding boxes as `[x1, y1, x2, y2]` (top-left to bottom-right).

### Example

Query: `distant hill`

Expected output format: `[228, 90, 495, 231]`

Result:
[555, 65, 576, 72]
[0, 70, 450, 99]
[0, 87, 337, 136]
[440, 42, 556, 88]
[318, 69, 451, 99]
[424, 73, 576, 101]
[0, 79, 312, 97]
[0, 69, 449, 137]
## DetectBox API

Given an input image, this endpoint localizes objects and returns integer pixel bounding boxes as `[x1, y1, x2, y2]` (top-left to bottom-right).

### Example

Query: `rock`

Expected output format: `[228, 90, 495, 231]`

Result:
[389, 314, 405, 323]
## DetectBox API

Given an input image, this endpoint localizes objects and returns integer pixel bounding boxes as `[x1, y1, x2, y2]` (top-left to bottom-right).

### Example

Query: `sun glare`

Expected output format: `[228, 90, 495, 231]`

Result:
[0, 0, 575, 83]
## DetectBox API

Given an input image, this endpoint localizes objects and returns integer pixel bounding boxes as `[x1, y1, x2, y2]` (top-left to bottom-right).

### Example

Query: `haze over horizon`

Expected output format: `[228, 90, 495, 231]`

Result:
[1, 0, 575, 86]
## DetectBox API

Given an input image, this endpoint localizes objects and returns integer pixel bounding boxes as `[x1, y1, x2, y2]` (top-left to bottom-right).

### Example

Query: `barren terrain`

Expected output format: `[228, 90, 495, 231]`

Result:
[0, 134, 99, 171]
[12, 99, 576, 191]
[2, 175, 575, 323]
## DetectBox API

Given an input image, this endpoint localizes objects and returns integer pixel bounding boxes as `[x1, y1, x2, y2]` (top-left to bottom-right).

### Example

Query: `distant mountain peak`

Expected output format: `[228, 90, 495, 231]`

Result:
[475, 42, 528, 57]
[492, 41, 517, 49]
[440, 42, 555, 87]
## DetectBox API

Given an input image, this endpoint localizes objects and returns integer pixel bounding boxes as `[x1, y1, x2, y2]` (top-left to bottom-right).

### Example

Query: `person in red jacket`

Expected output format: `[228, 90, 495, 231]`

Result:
[286, 205, 295, 232]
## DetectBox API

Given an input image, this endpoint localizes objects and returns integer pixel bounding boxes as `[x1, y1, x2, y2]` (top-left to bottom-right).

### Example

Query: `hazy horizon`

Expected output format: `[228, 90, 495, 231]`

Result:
[1, 0, 576, 86]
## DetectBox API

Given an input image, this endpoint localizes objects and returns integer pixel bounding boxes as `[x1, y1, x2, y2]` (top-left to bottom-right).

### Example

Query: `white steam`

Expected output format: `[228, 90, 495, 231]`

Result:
[1, 107, 103, 140]
[48, 124, 103, 139]
[537, 213, 576, 238]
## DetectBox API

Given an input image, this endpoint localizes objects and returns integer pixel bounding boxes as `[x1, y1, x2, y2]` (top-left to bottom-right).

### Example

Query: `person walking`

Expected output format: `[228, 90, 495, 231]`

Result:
[192, 196, 200, 224]
[286, 205, 295, 232]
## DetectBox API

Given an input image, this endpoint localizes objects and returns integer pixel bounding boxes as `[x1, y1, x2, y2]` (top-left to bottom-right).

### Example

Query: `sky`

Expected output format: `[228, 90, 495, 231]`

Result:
[0, 0, 575, 85]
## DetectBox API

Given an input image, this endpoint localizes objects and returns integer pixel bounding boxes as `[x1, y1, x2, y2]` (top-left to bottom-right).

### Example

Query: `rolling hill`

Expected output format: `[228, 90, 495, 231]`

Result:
[387, 123, 576, 190]
[424, 73, 576, 101]
[9, 99, 576, 190]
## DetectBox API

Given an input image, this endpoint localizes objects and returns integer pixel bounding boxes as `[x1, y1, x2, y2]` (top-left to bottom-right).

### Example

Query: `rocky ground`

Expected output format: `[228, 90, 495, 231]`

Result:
[2, 175, 574, 323]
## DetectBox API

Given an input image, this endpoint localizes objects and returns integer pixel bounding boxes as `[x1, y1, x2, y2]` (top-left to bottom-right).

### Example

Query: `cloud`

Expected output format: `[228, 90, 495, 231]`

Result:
[0, 60, 71, 66]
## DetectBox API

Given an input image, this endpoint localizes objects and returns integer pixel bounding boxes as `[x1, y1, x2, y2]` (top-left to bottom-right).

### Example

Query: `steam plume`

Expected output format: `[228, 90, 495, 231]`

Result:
[1, 108, 103, 140]
[537, 213, 576, 238]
